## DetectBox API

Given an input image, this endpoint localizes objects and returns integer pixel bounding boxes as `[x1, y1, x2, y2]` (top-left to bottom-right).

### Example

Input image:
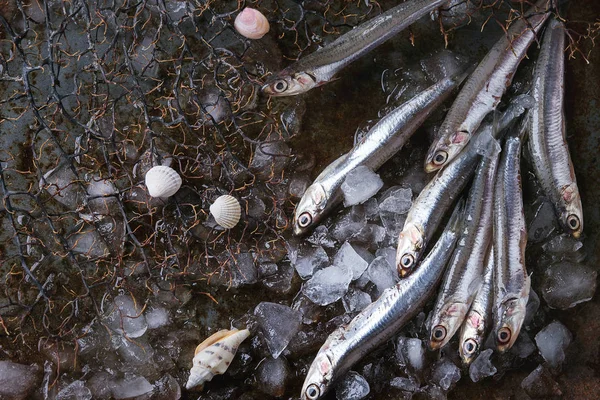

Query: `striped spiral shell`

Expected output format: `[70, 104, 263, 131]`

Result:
[185, 328, 250, 390]
[209, 195, 241, 229]
[144, 166, 182, 198]
[234, 8, 270, 40]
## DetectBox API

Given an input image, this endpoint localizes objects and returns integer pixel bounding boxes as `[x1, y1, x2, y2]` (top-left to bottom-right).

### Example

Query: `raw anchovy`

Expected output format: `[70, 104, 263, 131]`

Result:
[293, 71, 467, 236]
[262, 0, 447, 97]
[429, 143, 499, 350]
[395, 96, 530, 277]
[300, 202, 464, 400]
[423, 0, 550, 172]
[528, 19, 583, 238]
[459, 246, 494, 365]
[493, 119, 530, 353]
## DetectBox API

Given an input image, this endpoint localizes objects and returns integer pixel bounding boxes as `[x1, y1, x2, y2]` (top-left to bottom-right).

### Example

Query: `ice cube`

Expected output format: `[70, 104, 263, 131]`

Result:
[254, 302, 303, 358]
[145, 307, 170, 330]
[528, 200, 557, 243]
[511, 333, 537, 359]
[261, 262, 295, 294]
[249, 140, 291, 180]
[469, 349, 497, 382]
[105, 295, 148, 338]
[375, 247, 396, 271]
[542, 233, 583, 254]
[390, 376, 420, 392]
[521, 365, 562, 398]
[291, 244, 329, 279]
[303, 264, 353, 306]
[56, 380, 92, 400]
[331, 210, 368, 243]
[342, 287, 372, 313]
[540, 262, 597, 309]
[420, 50, 468, 83]
[334, 242, 370, 280]
[429, 358, 461, 390]
[0, 361, 41, 399]
[111, 375, 154, 399]
[256, 357, 290, 397]
[292, 295, 323, 325]
[153, 374, 181, 400]
[335, 371, 370, 400]
[351, 224, 386, 248]
[363, 198, 380, 220]
[116, 336, 156, 376]
[289, 173, 311, 199]
[341, 166, 384, 207]
[86, 371, 117, 399]
[535, 321, 572, 369]
[403, 338, 426, 373]
[230, 252, 258, 287]
[366, 256, 399, 297]
[524, 289, 540, 328]
[307, 226, 337, 249]
[379, 186, 413, 215]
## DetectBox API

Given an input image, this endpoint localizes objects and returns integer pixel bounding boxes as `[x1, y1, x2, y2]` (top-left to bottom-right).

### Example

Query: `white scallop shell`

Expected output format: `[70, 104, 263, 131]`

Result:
[209, 195, 241, 229]
[185, 328, 250, 390]
[145, 166, 182, 198]
[234, 8, 270, 40]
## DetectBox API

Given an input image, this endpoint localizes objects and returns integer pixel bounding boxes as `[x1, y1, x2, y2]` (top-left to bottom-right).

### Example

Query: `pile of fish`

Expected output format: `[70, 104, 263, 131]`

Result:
[257, 0, 583, 399]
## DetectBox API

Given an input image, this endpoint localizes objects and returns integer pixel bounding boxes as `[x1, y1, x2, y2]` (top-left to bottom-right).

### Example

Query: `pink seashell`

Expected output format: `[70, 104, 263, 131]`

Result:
[234, 8, 270, 40]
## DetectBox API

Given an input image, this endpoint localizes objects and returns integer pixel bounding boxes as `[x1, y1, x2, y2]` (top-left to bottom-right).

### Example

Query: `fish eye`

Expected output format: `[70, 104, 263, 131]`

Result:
[432, 325, 447, 342]
[273, 80, 288, 93]
[400, 254, 415, 269]
[298, 212, 312, 228]
[497, 327, 511, 344]
[463, 338, 478, 355]
[433, 151, 448, 166]
[305, 384, 320, 400]
[567, 214, 580, 230]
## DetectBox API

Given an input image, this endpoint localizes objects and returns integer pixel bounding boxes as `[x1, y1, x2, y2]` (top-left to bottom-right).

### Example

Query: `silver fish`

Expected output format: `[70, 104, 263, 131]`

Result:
[528, 19, 583, 238]
[262, 0, 447, 97]
[429, 141, 499, 350]
[424, 0, 550, 172]
[493, 119, 531, 353]
[459, 246, 494, 365]
[300, 201, 463, 400]
[395, 96, 530, 277]
[293, 71, 467, 236]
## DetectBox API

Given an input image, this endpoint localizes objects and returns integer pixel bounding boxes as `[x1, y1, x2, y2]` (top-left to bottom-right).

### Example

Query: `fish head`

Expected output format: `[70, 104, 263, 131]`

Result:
[560, 183, 584, 238]
[424, 130, 470, 173]
[395, 223, 424, 277]
[494, 296, 528, 353]
[293, 183, 328, 236]
[429, 302, 469, 350]
[262, 70, 318, 97]
[459, 310, 486, 365]
[300, 351, 334, 400]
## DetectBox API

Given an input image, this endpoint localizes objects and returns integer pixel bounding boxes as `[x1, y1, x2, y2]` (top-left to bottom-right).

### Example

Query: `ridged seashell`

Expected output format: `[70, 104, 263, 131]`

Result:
[185, 328, 250, 390]
[144, 166, 182, 198]
[209, 195, 241, 229]
[234, 8, 270, 40]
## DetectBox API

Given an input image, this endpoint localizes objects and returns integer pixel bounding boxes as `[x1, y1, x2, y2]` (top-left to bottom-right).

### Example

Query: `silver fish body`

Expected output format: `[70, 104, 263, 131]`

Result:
[528, 19, 583, 238]
[300, 202, 464, 400]
[424, 0, 550, 172]
[429, 143, 499, 350]
[395, 96, 529, 277]
[293, 72, 467, 236]
[262, 0, 447, 96]
[493, 121, 531, 353]
[459, 246, 494, 365]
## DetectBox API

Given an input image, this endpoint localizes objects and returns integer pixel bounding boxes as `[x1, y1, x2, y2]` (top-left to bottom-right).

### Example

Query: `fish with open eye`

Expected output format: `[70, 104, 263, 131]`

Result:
[293, 70, 468, 236]
[262, 0, 448, 97]
[395, 95, 531, 277]
[300, 200, 464, 400]
[424, 0, 551, 172]
[528, 19, 583, 238]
